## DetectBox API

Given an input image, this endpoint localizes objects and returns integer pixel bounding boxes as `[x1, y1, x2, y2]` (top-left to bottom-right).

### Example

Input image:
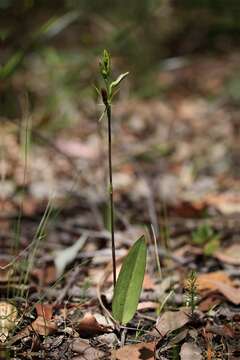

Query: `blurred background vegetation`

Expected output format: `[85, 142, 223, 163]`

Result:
[1, 0, 240, 130]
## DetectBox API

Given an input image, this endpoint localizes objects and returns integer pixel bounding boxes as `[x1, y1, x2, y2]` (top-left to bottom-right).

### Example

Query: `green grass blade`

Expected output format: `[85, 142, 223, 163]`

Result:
[0, 50, 25, 79]
[112, 235, 147, 325]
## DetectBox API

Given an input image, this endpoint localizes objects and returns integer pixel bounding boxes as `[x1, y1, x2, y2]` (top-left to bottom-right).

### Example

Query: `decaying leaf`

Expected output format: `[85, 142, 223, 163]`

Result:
[75, 313, 112, 337]
[27, 302, 58, 336]
[153, 309, 190, 338]
[180, 342, 202, 360]
[7, 326, 31, 346]
[206, 281, 240, 305]
[198, 294, 221, 312]
[204, 193, 240, 214]
[30, 316, 57, 336]
[196, 271, 233, 291]
[215, 244, 240, 265]
[206, 323, 235, 338]
[71, 338, 106, 359]
[196, 271, 240, 305]
[111, 342, 156, 360]
[35, 303, 53, 321]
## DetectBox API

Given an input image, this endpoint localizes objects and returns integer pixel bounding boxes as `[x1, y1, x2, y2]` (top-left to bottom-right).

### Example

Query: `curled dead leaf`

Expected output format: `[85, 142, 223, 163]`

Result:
[76, 313, 112, 337]
[31, 316, 57, 336]
[35, 303, 53, 321]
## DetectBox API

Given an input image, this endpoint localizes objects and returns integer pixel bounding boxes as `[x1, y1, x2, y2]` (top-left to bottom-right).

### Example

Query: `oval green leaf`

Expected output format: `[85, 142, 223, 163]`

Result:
[112, 235, 147, 325]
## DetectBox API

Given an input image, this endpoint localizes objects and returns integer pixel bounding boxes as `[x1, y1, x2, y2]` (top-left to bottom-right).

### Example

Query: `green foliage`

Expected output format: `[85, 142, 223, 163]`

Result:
[109, 72, 129, 96]
[169, 345, 180, 360]
[112, 236, 147, 325]
[0, 51, 24, 80]
[192, 223, 220, 256]
[98, 49, 146, 327]
[184, 270, 198, 316]
[97, 49, 129, 287]
[203, 237, 220, 256]
[97, 49, 129, 108]
[99, 49, 111, 81]
[2, 0, 240, 128]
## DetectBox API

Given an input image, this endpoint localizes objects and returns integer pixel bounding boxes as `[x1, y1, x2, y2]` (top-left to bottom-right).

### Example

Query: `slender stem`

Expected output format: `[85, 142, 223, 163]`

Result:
[107, 104, 116, 287]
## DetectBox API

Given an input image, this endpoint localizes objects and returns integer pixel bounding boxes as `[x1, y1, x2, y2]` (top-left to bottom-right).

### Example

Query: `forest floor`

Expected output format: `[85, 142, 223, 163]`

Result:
[1, 52, 240, 359]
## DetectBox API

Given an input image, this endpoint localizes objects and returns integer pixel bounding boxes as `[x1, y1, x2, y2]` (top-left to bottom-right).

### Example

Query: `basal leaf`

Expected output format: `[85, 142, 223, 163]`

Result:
[112, 235, 147, 324]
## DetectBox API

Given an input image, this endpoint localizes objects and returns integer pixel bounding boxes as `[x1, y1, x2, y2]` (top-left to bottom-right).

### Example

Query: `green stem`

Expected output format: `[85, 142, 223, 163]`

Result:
[107, 104, 116, 287]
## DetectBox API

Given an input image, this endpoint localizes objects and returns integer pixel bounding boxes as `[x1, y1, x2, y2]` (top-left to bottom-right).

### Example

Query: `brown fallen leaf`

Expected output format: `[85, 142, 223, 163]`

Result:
[196, 271, 233, 291]
[204, 193, 240, 214]
[111, 342, 156, 360]
[215, 244, 240, 265]
[170, 200, 206, 218]
[137, 302, 159, 311]
[76, 313, 112, 337]
[173, 244, 203, 259]
[205, 281, 240, 305]
[7, 326, 31, 346]
[71, 338, 106, 359]
[206, 323, 235, 338]
[198, 294, 221, 312]
[35, 303, 53, 321]
[196, 272, 240, 305]
[180, 342, 202, 360]
[153, 309, 190, 337]
[30, 316, 57, 336]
